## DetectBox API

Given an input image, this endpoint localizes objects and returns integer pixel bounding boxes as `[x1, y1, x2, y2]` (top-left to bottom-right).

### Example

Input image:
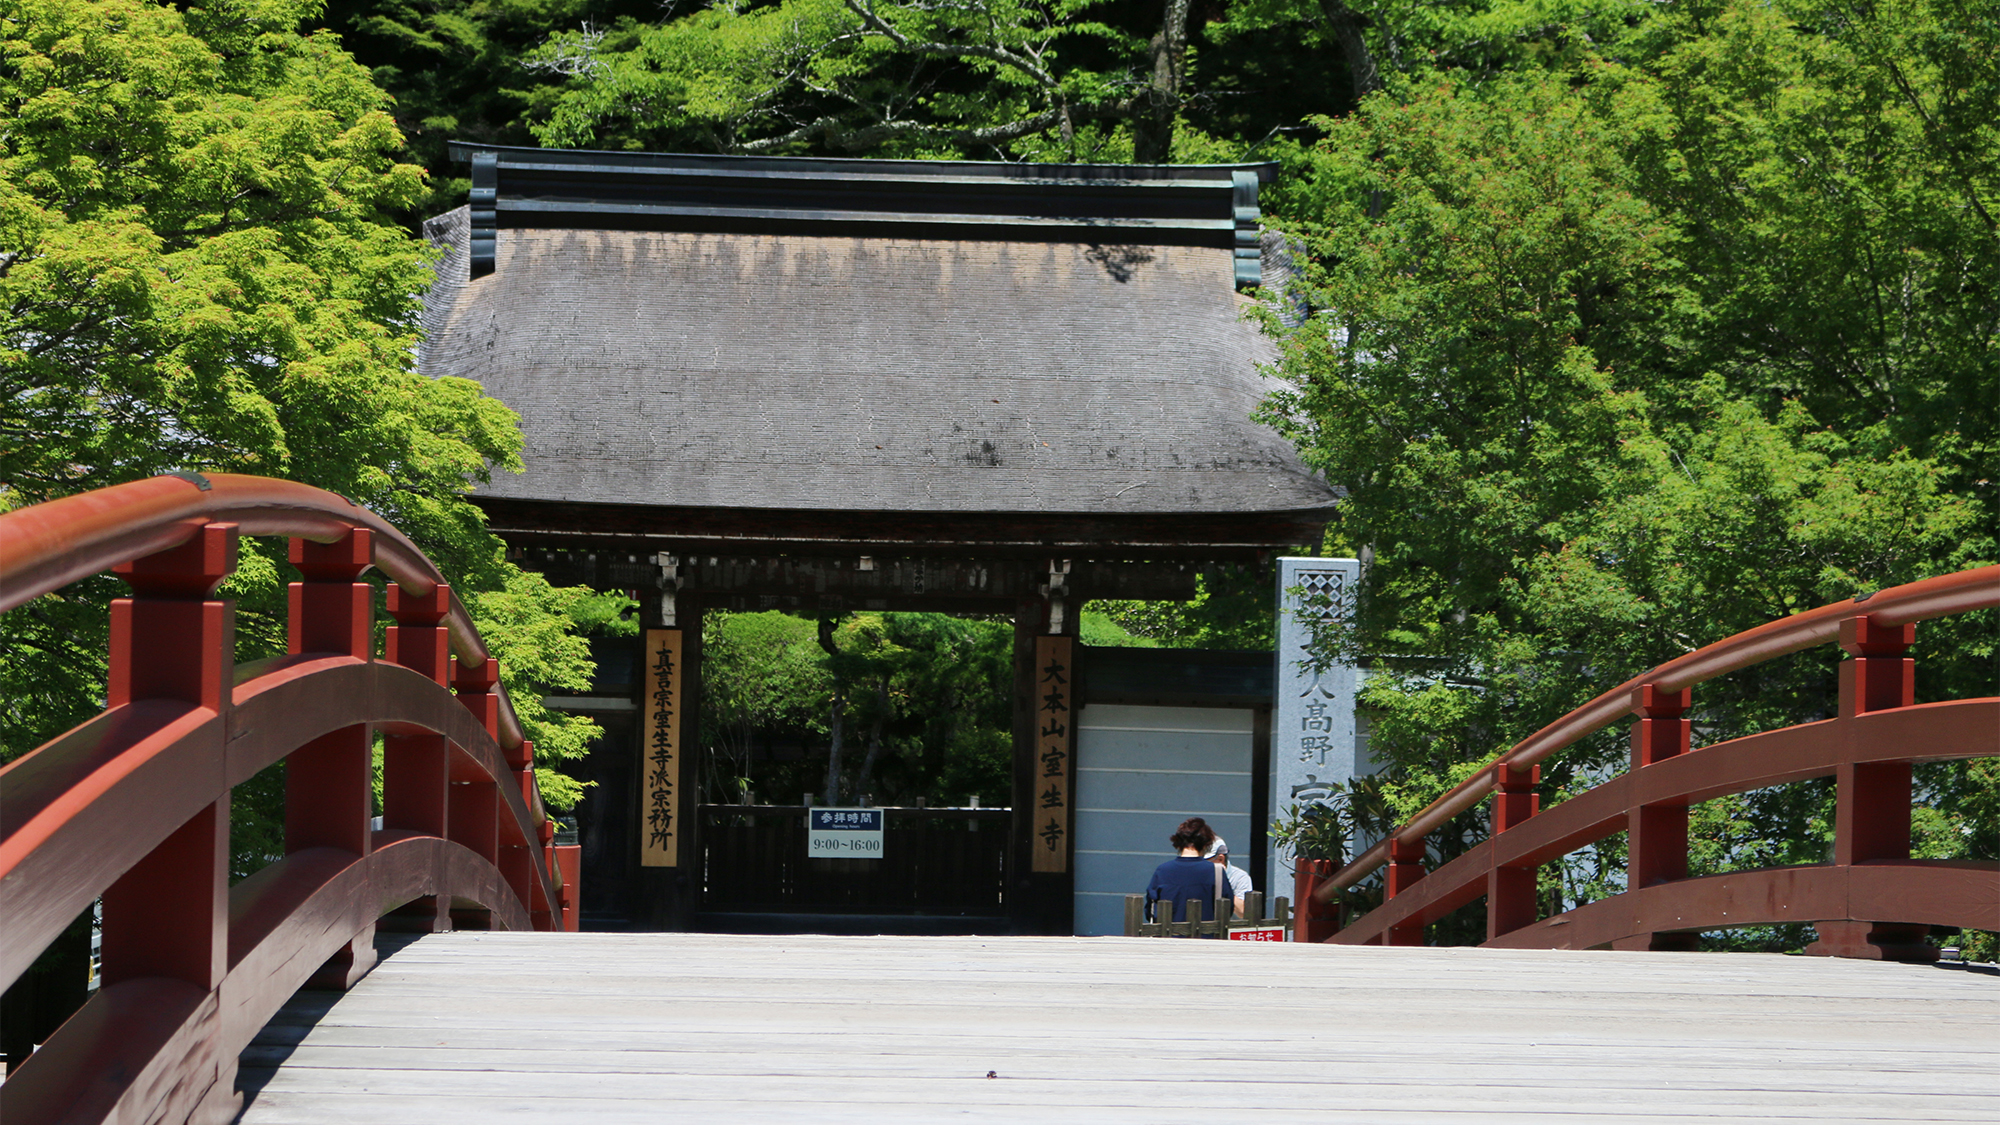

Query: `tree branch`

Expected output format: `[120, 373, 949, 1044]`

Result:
[843, 0, 1058, 89]
[736, 97, 1134, 153]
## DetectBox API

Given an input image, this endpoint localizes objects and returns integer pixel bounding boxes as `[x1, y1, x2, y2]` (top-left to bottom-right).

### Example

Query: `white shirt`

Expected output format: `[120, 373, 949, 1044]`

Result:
[1220, 863, 1252, 900]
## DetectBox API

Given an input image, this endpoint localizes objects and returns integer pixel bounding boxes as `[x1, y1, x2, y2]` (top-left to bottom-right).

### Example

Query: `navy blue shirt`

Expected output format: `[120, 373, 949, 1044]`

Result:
[1146, 856, 1225, 923]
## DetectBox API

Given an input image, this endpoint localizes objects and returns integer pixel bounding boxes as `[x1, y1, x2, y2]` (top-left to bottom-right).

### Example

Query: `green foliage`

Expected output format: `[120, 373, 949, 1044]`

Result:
[468, 568, 631, 809]
[1078, 610, 1158, 648]
[513, 0, 1357, 163]
[525, 0, 1131, 158]
[1091, 567, 1279, 650]
[702, 610, 836, 802]
[321, 0, 665, 216]
[699, 611, 1014, 807]
[1269, 773, 1398, 865]
[1258, 0, 1997, 943]
[315, 0, 1358, 211]
[0, 0, 613, 820]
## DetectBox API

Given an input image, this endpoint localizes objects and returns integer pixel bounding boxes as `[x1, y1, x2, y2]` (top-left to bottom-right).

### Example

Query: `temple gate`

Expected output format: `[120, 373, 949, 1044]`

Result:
[417, 145, 1337, 934]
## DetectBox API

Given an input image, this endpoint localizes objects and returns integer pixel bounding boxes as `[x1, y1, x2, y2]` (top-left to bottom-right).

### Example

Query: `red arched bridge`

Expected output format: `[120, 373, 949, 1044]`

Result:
[1293, 563, 1999, 956]
[0, 475, 577, 1124]
[1, 476, 1994, 1124]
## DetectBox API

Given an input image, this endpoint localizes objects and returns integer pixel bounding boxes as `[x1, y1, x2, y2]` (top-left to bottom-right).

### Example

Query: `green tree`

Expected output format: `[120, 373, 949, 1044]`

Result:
[521, 0, 1356, 163]
[0, 0, 610, 815]
[1257, 0, 1996, 939]
[1090, 566, 1279, 650]
[696, 611, 1013, 808]
[320, 0, 662, 217]
[701, 610, 835, 803]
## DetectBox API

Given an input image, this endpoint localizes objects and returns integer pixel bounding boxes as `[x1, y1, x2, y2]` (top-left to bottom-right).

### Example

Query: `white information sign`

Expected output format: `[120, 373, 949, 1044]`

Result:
[1271, 557, 1363, 895]
[807, 807, 885, 858]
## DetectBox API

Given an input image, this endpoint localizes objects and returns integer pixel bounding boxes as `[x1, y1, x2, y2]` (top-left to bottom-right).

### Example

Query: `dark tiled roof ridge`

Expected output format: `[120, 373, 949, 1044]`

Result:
[444, 141, 1278, 183]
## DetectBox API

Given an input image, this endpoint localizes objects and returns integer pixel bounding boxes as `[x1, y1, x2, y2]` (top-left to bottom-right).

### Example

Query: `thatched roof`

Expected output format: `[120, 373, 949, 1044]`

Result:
[419, 147, 1335, 540]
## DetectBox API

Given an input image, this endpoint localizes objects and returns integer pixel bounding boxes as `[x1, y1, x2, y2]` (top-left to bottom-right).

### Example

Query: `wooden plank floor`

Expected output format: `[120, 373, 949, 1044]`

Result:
[236, 933, 1999, 1123]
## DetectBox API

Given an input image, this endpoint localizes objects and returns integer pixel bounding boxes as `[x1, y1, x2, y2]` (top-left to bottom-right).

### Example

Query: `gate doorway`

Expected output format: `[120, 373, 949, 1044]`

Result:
[696, 804, 1011, 934]
[686, 607, 1017, 934]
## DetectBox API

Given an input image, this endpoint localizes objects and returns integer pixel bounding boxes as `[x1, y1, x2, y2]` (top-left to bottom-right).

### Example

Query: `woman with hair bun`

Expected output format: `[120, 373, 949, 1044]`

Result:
[1144, 817, 1229, 929]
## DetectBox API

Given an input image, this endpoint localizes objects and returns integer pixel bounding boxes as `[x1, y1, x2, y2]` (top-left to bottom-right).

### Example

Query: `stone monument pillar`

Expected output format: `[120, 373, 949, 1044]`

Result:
[1270, 556, 1363, 895]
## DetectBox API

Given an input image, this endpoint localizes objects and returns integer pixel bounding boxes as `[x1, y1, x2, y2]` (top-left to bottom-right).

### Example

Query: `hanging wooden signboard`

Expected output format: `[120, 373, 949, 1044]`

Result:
[1031, 635, 1075, 873]
[640, 628, 683, 867]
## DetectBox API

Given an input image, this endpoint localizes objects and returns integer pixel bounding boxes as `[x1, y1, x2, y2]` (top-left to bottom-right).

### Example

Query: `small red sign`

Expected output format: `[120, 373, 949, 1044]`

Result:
[1229, 927, 1286, 942]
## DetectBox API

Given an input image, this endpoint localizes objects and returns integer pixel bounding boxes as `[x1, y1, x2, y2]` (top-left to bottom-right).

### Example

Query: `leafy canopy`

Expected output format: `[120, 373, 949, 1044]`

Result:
[700, 611, 1013, 807]
[0, 0, 611, 816]
[1257, 0, 1996, 934]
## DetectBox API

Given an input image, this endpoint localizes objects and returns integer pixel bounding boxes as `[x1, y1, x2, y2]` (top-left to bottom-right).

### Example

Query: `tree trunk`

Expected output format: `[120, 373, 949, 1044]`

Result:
[822, 680, 846, 803]
[1132, 0, 1191, 164]
[854, 677, 892, 802]
[1316, 0, 1383, 101]
[818, 616, 846, 803]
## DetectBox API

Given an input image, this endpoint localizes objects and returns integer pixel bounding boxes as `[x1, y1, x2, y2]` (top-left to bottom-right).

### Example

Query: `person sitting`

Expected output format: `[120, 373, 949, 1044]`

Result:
[1145, 817, 1231, 930]
[1204, 836, 1253, 918]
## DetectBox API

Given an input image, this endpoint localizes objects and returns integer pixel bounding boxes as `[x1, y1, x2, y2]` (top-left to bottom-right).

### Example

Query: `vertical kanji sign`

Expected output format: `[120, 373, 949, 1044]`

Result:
[1031, 635, 1074, 874]
[1272, 557, 1361, 894]
[641, 628, 682, 867]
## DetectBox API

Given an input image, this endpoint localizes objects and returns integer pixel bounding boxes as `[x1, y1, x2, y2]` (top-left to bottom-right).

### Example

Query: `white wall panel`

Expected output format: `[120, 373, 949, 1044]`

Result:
[1073, 704, 1253, 936]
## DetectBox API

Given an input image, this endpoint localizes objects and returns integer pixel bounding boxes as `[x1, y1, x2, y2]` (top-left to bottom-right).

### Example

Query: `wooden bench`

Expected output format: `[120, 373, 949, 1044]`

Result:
[1123, 892, 1293, 940]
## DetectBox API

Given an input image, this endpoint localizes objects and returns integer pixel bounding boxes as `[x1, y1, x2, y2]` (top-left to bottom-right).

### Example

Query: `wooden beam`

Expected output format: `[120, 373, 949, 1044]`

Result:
[512, 549, 1220, 605]
[472, 497, 1327, 561]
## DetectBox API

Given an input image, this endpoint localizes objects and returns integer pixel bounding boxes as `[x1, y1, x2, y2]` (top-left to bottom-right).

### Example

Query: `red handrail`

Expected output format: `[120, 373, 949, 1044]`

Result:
[0, 475, 579, 1125]
[0, 471, 524, 749]
[1316, 565, 2000, 901]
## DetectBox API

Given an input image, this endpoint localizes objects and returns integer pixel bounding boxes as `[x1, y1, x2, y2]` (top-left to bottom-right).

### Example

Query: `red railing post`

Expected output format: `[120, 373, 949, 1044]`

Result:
[380, 584, 454, 933]
[1384, 836, 1426, 945]
[1809, 616, 1931, 960]
[555, 842, 583, 932]
[1833, 616, 1917, 864]
[448, 655, 504, 929]
[1293, 858, 1340, 943]
[1612, 685, 1698, 951]
[384, 583, 451, 684]
[500, 740, 543, 928]
[284, 531, 380, 987]
[100, 523, 237, 1118]
[1487, 762, 1540, 941]
[453, 654, 504, 749]
[446, 775, 500, 930]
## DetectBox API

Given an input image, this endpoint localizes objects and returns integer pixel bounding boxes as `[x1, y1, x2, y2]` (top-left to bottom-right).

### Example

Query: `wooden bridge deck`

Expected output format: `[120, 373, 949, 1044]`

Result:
[237, 933, 1998, 1123]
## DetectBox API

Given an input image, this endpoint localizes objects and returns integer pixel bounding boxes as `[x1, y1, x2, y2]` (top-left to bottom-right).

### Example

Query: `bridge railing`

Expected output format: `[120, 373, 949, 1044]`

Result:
[0, 473, 580, 1125]
[1294, 566, 2000, 958]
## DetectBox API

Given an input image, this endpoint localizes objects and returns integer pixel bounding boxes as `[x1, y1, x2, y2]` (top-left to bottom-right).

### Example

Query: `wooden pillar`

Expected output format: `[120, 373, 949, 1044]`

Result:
[448, 654, 503, 930]
[1614, 684, 1697, 952]
[1010, 583, 1076, 936]
[381, 583, 453, 933]
[1833, 616, 1916, 865]
[637, 594, 701, 931]
[100, 523, 238, 1123]
[1292, 858, 1340, 944]
[284, 531, 379, 987]
[1029, 633, 1077, 876]
[1384, 835, 1425, 946]
[574, 631, 641, 926]
[1249, 705, 1271, 910]
[501, 739, 542, 928]
[1009, 597, 1038, 933]
[1486, 762, 1540, 942]
[555, 843, 583, 932]
[1808, 618, 1931, 961]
